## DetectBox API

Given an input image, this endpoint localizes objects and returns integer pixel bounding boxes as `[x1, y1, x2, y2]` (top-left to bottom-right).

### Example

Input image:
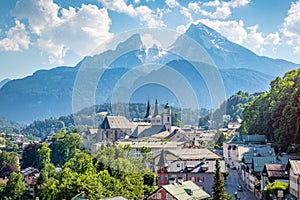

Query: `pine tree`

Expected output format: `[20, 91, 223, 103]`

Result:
[212, 159, 225, 200]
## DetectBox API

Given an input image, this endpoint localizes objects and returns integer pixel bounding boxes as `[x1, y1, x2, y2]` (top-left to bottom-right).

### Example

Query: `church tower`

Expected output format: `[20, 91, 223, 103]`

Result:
[144, 100, 151, 123]
[163, 102, 172, 132]
[151, 99, 162, 125]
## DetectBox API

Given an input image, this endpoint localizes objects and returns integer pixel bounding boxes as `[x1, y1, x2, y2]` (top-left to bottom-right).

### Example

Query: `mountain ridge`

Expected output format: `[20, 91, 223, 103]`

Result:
[0, 22, 298, 122]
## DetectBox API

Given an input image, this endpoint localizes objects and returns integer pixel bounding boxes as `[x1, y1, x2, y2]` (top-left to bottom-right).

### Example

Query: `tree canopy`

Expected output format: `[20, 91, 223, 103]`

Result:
[241, 68, 300, 152]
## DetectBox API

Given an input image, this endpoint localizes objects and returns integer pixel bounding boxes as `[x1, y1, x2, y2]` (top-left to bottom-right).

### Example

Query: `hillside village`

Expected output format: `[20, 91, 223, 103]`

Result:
[1, 98, 300, 200]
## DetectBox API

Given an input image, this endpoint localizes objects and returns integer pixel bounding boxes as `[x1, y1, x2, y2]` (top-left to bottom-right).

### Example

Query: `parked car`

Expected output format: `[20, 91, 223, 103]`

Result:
[237, 185, 243, 191]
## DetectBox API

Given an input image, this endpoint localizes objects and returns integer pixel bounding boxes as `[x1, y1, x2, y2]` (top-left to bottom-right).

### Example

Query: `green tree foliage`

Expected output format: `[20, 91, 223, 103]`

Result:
[21, 118, 65, 141]
[95, 145, 156, 198]
[50, 132, 83, 166]
[212, 159, 225, 200]
[212, 91, 256, 125]
[37, 142, 51, 170]
[225, 91, 255, 122]
[21, 143, 38, 169]
[241, 68, 300, 152]
[263, 182, 288, 199]
[37, 148, 155, 200]
[0, 151, 19, 178]
[3, 172, 26, 200]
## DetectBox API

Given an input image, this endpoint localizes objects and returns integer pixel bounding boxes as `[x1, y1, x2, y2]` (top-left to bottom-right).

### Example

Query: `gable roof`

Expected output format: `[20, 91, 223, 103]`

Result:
[161, 181, 210, 199]
[252, 156, 288, 173]
[131, 124, 166, 138]
[262, 164, 288, 179]
[168, 160, 226, 174]
[153, 149, 221, 163]
[289, 160, 300, 175]
[100, 116, 134, 130]
[157, 149, 168, 168]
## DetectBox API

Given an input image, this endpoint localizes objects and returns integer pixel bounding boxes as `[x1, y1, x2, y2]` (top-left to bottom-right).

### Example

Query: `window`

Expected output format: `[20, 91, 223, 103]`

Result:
[166, 193, 172, 200]
[198, 177, 204, 182]
[157, 193, 161, 199]
[191, 177, 196, 182]
[152, 194, 156, 199]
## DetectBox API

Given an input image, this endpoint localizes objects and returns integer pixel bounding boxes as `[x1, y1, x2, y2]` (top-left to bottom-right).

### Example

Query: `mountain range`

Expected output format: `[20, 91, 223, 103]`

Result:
[0, 22, 298, 122]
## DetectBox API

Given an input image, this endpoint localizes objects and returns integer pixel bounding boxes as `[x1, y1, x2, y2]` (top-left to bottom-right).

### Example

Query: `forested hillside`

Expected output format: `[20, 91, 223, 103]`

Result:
[240, 68, 300, 152]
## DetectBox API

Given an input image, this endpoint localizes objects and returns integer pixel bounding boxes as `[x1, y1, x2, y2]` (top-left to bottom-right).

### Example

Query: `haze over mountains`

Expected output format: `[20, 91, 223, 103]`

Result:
[0, 23, 298, 122]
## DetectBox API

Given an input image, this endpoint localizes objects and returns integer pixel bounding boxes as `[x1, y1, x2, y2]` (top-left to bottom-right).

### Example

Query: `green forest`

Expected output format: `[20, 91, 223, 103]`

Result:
[0, 131, 156, 199]
[240, 68, 300, 153]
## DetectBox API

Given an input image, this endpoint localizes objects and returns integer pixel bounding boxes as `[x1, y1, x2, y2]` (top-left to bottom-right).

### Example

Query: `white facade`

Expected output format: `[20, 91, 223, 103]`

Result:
[162, 105, 171, 132]
[290, 168, 298, 198]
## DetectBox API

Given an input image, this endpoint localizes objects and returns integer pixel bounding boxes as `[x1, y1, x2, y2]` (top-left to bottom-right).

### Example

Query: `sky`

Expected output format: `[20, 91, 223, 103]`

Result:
[0, 0, 300, 81]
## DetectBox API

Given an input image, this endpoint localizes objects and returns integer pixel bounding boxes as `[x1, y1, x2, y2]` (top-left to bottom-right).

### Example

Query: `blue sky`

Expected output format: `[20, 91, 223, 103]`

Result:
[0, 0, 300, 81]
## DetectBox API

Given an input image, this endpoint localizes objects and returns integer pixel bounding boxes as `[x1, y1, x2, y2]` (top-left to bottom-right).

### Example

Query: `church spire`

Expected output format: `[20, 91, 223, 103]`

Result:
[144, 99, 151, 118]
[153, 99, 159, 116]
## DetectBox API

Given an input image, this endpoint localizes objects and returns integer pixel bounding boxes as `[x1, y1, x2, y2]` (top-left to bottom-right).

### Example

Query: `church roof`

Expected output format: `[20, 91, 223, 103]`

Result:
[157, 149, 168, 168]
[164, 102, 170, 109]
[153, 99, 159, 117]
[100, 116, 134, 130]
[144, 100, 151, 118]
[130, 124, 167, 138]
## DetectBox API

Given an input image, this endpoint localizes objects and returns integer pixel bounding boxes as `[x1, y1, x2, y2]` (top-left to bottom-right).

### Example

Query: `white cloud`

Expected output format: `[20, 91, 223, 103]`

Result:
[199, 0, 250, 19]
[165, 0, 180, 8]
[197, 19, 281, 55]
[0, 20, 30, 51]
[203, 0, 221, 7]
[188, 2, 201, 13]
[244, 25, 265, 53]
[211, 2, 231, 19]
[282, 0, 300, 55]
[176, 24, 187, 34]
[99, 0, 164, 27]
[12, 0, 60, 35]
[265, 32, 280, 45]
[11, 0, 113, 64]
[197, 19, 247, 45]
[230, 0, 250, 8]
[294, 46, 300, 54]
[180, 7, 193, 21]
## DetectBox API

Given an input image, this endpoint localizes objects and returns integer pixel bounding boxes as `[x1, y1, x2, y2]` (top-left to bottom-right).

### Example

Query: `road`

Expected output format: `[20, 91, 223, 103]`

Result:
[225, 168, 258, 200]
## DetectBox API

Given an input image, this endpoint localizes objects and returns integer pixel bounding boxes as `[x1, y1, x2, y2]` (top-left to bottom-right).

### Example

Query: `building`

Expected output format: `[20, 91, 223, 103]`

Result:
[223, 133, 268, 169]
[286, 160, 300, 199]
[227, 122, 241, 130]
[81, 116, 136, 150]
[21, 167, 40, 199]
[146, 181, 210, 200]
[153, 149, 224, 195]
[144, 99, 172, 131]
[261, 164, 288, 191]
[241, 155, 288, 198]
[81, 100, 176, 150]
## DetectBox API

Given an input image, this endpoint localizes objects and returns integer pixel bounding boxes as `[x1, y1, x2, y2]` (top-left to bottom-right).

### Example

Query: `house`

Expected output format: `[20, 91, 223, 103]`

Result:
[153, 149, 224, 195]
[242, 156, 288, 198]
[223, 133, 269, 169]
[21, 167, 40, 199]
[261, 164, 288, 191]
[227, 122, 241, 130]
[286, 160, 300, 199]
[146, 181, 210, 200]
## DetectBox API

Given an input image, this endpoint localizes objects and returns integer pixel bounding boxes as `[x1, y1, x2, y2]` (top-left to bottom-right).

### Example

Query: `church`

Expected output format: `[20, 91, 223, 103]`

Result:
[143, 99, 172, 132]
[81, 99, 176, 150]
[130, 99, 172, 138]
